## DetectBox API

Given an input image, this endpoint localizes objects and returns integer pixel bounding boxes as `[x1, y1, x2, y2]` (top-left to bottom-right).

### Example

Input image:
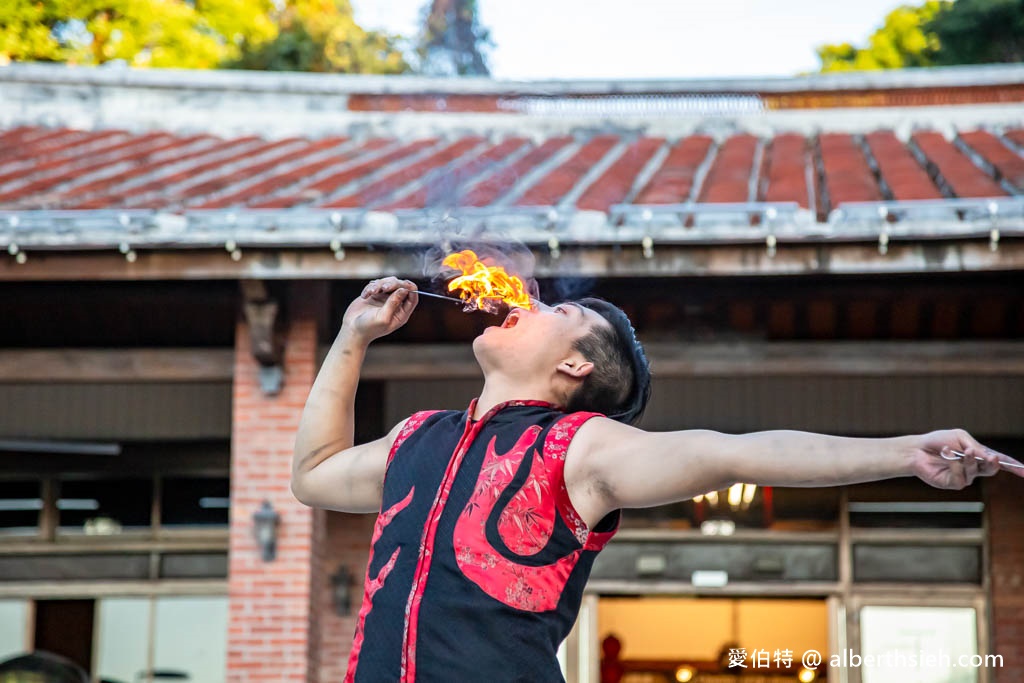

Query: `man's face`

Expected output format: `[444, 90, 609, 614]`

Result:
[472, 299, 609, 378]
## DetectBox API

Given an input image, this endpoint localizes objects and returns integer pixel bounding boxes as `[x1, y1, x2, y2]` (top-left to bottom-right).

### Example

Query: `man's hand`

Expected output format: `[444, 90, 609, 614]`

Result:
[343, 277, 419, 344]
[909, 428, 1024, 490]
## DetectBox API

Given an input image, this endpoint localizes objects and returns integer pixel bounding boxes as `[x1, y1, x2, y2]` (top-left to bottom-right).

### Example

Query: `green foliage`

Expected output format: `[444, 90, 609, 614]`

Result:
[415, 0, 491, 76]
[0, 0, 276, 67]
[818, 1, 948, 71]
[818, 0, 1024, 72]
[929, 0, 1024, 64]
[230, 0, 409, 73]
[0, 0, 410, 73]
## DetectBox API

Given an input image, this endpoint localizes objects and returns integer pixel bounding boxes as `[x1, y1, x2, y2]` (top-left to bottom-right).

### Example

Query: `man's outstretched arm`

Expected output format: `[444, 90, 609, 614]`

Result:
[566, 419, 1023, 522]
[291, 277, 418, 513]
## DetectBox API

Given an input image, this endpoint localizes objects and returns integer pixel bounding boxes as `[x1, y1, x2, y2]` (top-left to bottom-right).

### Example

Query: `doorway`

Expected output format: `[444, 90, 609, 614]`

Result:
[595, 596, 830, 682]
[34, 599, 95, 673]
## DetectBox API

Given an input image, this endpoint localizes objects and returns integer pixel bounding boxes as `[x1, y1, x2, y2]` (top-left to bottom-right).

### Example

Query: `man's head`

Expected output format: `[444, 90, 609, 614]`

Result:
[472, 297, 651, 425]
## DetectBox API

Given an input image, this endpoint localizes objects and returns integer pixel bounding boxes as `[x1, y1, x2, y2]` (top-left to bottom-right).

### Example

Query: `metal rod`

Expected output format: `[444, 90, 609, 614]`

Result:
[411, 290, 464, 304]
[949, 449, 1023, 469]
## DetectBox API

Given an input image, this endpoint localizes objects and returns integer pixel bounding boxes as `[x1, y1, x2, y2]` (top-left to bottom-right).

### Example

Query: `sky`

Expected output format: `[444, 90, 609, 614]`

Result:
[352, 0, 908, 80]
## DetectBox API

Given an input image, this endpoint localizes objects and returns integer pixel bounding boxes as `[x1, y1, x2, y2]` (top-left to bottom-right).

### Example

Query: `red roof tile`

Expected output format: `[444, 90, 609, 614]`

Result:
[124, 137, 309, 210]
[324, 138, 484, 209]
[958, 130, 1024, 191]
[460, 137, 572, 207]
[0, 132, 176, 206]
[576, 137, 664, 212]
[70, 136, 263, 209]
[380, 138, 529, 211]
[864, 131, 943, 201]
[0, 125, 1017, 216]
[759, 134, 811, 208]
[194, 136, 350, 209]
[297, 139, 437, 206]
[1004, 128, 1024, 148]
[633, 135, 714, 204]
[818, 133, 882, 207]
[699, 134, 759, 203]
[515, 135, 619, 207]
[911, 131, 1006, 198]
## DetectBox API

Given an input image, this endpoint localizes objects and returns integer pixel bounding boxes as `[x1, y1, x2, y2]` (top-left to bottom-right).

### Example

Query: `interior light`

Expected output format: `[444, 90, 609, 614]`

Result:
[742, 483, 757, 507]
[798, 667, 817, 682]
[727, 483, 743, 508]
[674, 665, 695, 682]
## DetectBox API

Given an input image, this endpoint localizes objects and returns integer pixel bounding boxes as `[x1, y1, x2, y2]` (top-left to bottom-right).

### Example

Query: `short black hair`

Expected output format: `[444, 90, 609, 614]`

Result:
[563, 297, 652, 425]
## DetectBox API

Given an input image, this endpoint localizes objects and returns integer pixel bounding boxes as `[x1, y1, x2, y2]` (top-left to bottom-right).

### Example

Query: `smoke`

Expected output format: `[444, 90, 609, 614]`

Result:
[547, 276, 597, 303]
[419, 220, 540, 313]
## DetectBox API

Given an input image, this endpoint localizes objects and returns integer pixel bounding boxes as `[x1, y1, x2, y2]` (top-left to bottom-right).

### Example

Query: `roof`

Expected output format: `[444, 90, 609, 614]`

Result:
[0, 64, 1021, 268]
[1, 124, 1021, 216]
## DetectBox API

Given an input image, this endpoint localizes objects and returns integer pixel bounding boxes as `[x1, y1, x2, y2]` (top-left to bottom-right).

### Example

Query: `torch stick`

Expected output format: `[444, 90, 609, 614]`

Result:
[947, 449, 1024, 470]
[407, 290, 465, 305]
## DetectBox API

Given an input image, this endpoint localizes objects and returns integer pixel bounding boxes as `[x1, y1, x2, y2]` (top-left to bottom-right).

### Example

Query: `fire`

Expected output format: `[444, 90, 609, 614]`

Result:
[442, 249, 534, 312]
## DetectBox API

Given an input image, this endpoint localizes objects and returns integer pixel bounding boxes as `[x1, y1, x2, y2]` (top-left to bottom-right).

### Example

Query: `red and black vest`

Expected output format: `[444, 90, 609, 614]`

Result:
[345, 399, 620, 682]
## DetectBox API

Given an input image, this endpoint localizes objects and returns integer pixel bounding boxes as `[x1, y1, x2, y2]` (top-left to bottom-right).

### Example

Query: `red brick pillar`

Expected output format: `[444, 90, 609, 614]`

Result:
[989, 475, 1024, 682]
[228, 284, 325, 683]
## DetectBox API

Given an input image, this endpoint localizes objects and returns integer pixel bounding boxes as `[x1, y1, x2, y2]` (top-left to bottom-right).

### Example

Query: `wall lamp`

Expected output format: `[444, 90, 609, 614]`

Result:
[252, 500, 280, 562]
[332, 565, 354, 616]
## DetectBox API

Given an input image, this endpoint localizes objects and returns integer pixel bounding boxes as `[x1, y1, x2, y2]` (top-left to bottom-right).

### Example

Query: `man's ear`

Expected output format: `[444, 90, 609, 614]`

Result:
[557, 358, 594, 379]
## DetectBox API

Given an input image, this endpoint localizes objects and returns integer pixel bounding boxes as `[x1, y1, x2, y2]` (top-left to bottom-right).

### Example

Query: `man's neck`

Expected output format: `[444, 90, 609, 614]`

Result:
[473, 376, 560, 420]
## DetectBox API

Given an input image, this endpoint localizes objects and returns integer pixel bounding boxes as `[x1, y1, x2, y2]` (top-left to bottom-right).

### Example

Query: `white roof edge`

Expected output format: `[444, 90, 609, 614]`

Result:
[1, 62, 1023, 95]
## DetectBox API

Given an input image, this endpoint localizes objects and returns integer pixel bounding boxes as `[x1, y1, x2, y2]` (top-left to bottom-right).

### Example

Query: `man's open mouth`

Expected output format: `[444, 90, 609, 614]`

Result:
[501, 310, 521, 328]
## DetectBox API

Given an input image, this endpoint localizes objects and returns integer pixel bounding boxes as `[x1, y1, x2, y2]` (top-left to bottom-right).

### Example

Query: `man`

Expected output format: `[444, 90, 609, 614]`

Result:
[292, 277, 1021, 683]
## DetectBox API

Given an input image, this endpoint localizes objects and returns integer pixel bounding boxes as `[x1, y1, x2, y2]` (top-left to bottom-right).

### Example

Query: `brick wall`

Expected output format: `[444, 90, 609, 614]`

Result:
[989, 475, 1024, 682]
[227, 286, 325, 683]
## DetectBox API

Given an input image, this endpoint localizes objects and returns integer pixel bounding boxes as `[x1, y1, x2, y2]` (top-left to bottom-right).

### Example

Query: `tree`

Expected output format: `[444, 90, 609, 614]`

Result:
[0, 0, 410, 74]
[929, 0, 1024, 64]
[0, 0, 277, 68]
[415, 0, 492, 76]
[229, 0, 408, 73]
[818, 1, 949, 71]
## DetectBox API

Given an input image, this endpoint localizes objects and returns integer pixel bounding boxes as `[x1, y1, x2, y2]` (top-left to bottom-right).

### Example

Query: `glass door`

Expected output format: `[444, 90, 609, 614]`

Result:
[845, 595, 992, 683]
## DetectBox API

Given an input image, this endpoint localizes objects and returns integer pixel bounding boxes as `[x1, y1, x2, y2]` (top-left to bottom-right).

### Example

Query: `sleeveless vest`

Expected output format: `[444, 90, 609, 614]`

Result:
[344, 399, 620, 682]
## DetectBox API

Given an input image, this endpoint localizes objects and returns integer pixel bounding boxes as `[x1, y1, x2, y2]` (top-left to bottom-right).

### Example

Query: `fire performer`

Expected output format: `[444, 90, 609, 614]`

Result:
[292, 273, 1022, 683]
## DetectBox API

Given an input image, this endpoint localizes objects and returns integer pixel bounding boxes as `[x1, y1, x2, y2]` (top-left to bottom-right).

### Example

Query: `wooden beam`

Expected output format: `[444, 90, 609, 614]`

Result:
[0, 348, 234, 382]
[0, 580, 226, 599]
[6, 340, 1023, 385]
[1, 240, 1023, 280]
[358, 340, 1024, 379]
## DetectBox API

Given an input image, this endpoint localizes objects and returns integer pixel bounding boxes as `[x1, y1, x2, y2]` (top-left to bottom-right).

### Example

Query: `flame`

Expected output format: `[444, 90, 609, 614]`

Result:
[442, 249, 533, 312]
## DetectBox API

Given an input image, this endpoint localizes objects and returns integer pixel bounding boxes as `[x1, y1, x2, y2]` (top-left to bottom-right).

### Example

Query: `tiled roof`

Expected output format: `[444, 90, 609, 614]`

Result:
[2, 125, 1021, 218]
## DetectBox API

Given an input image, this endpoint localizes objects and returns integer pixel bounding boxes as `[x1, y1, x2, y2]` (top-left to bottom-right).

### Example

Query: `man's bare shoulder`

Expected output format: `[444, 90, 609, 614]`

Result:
[563, 416, 645, 525]
[567, 415, 642, 459]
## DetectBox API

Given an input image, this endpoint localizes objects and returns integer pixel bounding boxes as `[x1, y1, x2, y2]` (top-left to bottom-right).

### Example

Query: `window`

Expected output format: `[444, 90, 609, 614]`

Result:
[57, 478, 152, 533]
[0, 600, 29, 661]
[161, 477, 229, 528]
[620, 486, 840, 532]
[153, 597, 228, 683]
[859, 606, 979, 683]
[848, 479, 983, 529]
[93, 596, 227, 683]
[0, 480, 42, 536]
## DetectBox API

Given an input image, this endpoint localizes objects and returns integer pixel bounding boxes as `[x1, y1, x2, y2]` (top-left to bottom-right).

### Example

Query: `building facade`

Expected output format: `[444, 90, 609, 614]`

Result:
[0, 64, 1022, 682]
